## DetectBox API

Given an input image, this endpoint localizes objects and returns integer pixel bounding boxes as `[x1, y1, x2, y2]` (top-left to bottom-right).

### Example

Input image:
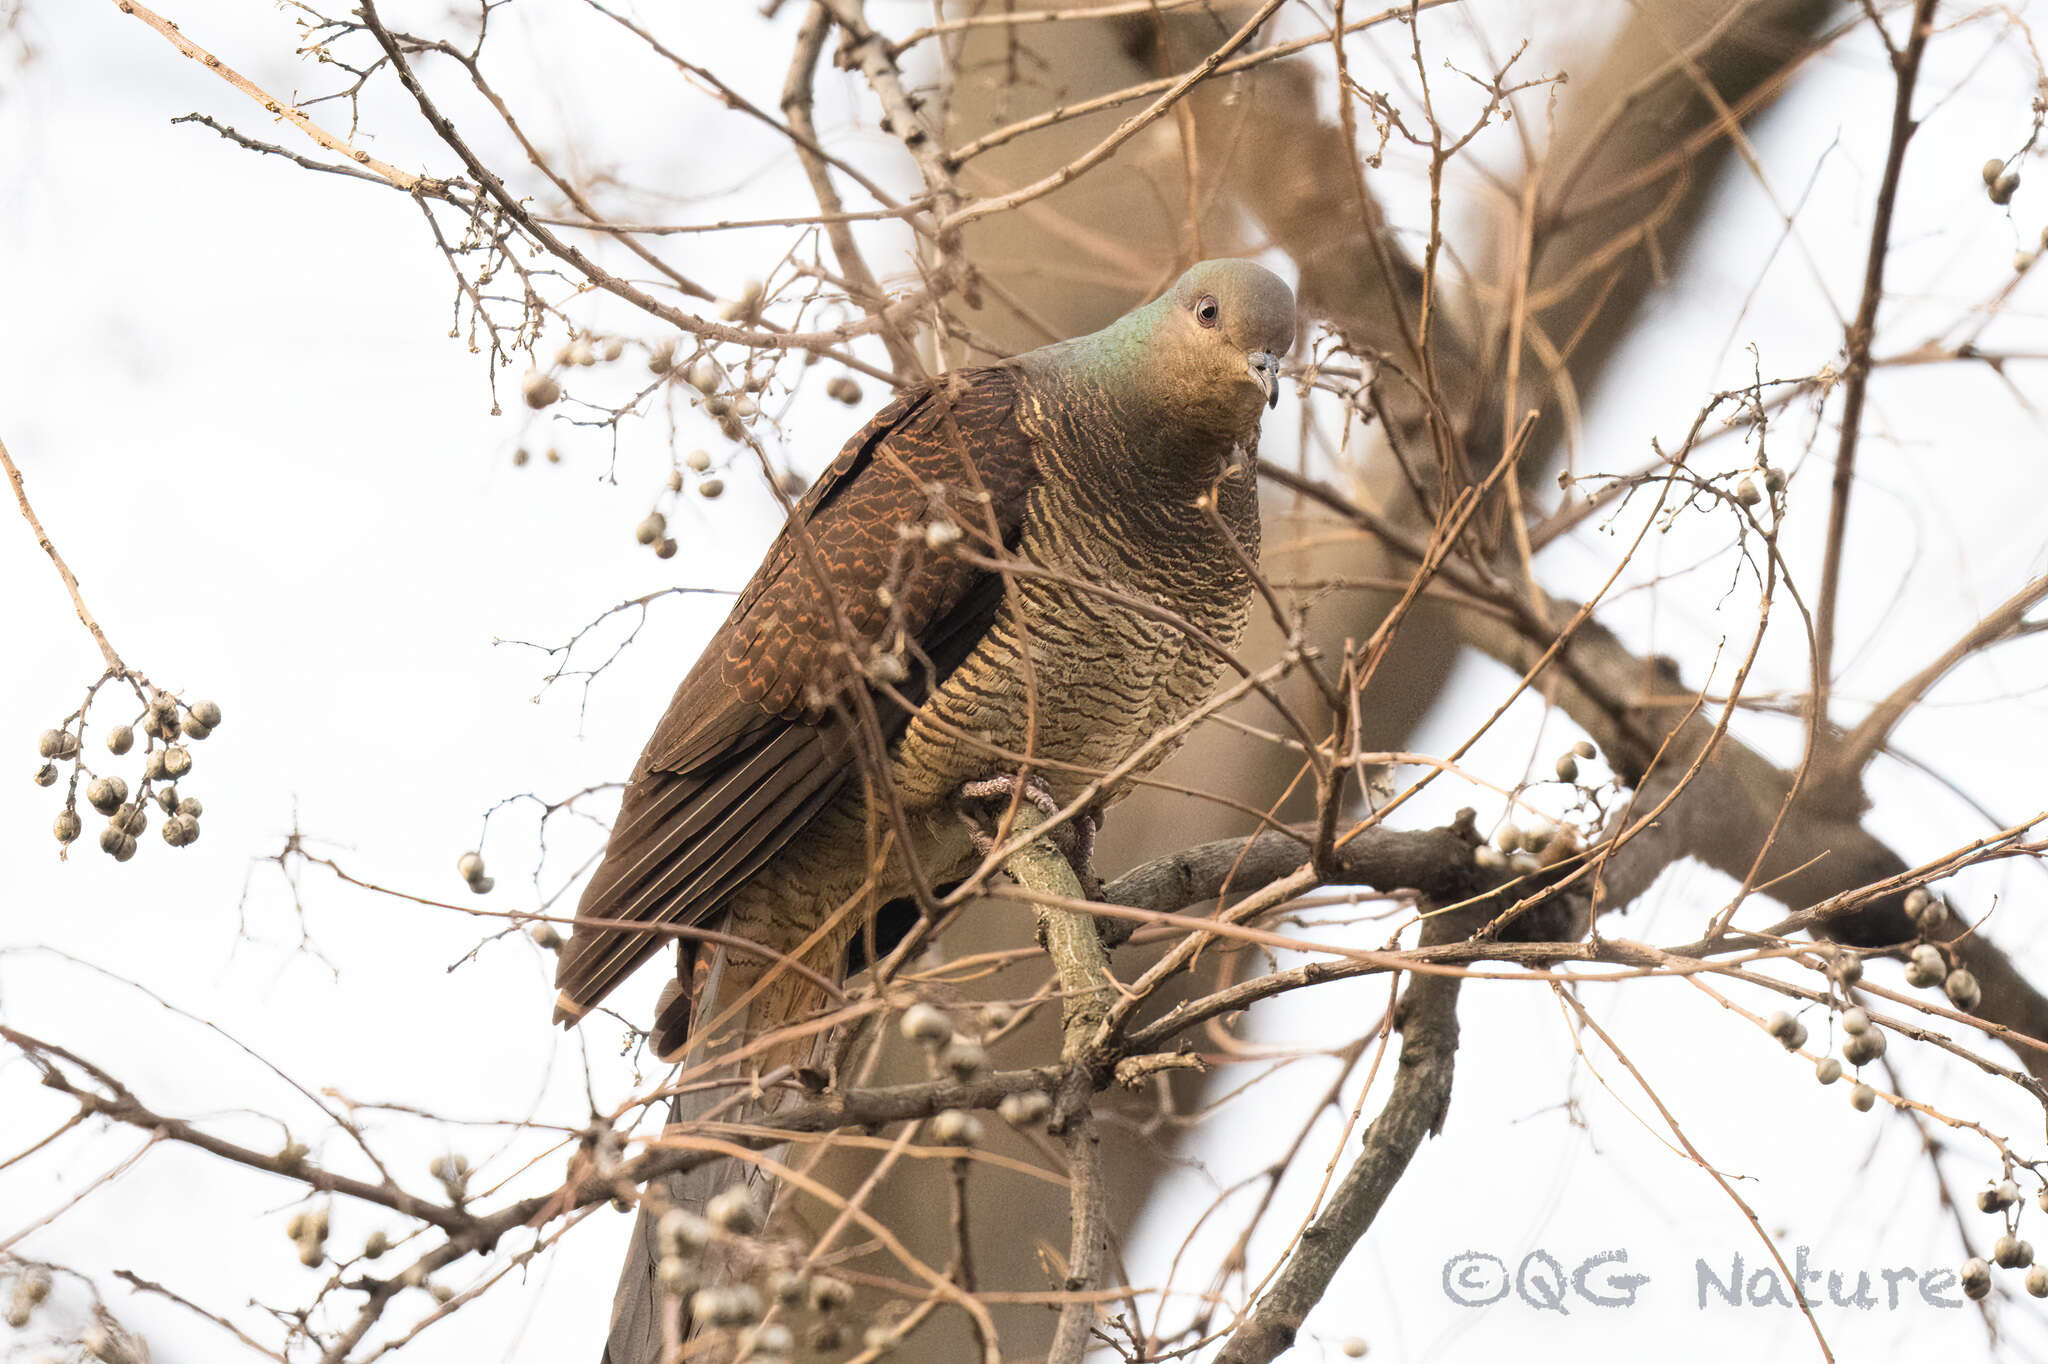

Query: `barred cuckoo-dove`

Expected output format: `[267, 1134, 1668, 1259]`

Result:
[553, 260, 1293, 1062]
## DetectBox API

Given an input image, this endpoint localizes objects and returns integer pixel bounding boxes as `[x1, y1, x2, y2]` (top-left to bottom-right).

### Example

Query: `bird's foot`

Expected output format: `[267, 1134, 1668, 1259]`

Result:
[955, 775, 1102, 898]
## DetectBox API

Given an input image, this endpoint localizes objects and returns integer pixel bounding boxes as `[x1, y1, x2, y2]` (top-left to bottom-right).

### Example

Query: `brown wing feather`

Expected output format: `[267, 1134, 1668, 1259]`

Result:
[554, 367, 1038, 1020]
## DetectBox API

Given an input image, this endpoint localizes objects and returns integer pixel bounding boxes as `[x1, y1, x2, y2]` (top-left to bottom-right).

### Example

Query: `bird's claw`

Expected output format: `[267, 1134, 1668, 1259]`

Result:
[956, 775, 1101, 898]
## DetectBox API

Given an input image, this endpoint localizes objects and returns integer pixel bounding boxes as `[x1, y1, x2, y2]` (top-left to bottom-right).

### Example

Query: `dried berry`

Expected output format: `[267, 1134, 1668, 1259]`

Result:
[656, 1207, 712, 1256]
[37, 728, 67, 759]
[1763, 467, 1787, 494]
[1814, 1056, 1842, 1085]
[162, 745, 193, 779]
[87, 776, 127, 814]
[470, 876, 494, 894]
[1985, 158, 2007, 185]
[999, 1090, 1053, 1126]
[1842, 1028, 1885, 1066]
[112, 803, 147, 835]
[1849, 1083, 1877, 1112]
[1830, 950, 1862, 986]
[939, 1037, 987, 1077]
[1841, 1006, 1870, 1035]
[1735, 476, 1761, 506]
[1906, 943, 1946, 989]
[698, 477, 725, 499]
[182, 716, 212, 740]
[825, 375, 862, 404]
[635, 511, 667, 545]
[706, 1185, 759, 1234]
[522, 371, 561, 409]
[930, 1109, 982, 1146]
[807, 1277, 854, 1313]
[655, 537, 678, 560]
[33, 762, 58, 788]
[457, 852, 486, 884]
[1944, 968, 1982, 1012]
[1991, 170, 2020, 205]
[53, 809, 83, 843]
[1960, 1257, 1992, 1300]
[1554, 753, 1579, 782]
[899, 1003, 952, 1045]
[1995, 1235, 2034, 1269]
[685, 449, 712, 473]
[190, 700, 221, 728]
[529, 923, 563, 950]
[106, 725, 134, 755]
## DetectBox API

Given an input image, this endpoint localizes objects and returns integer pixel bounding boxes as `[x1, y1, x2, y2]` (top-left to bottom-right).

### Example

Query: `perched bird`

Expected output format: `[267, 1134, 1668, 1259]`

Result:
[554, 259, 1295, 1063]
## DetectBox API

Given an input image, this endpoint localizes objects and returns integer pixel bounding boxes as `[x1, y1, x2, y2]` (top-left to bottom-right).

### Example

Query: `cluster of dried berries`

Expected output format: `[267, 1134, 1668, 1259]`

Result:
[37, 689, 219, 861]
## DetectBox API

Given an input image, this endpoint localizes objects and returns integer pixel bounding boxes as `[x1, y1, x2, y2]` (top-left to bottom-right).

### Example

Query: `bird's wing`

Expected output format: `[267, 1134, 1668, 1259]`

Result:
[554, 365, 1039, 1020]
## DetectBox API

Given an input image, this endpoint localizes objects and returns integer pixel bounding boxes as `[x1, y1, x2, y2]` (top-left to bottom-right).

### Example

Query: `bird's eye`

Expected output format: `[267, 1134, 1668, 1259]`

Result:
[1195, 295, 1219, 328]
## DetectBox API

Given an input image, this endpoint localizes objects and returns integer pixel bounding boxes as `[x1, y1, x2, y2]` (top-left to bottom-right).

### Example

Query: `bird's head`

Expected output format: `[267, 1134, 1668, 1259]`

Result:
[1124, 259, 1295, 442]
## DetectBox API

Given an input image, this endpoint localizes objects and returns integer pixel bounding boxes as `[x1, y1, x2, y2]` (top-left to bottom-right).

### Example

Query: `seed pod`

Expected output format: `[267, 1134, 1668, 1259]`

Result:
[1961, 1258, 1992, 1300]
[530, 923, 563, 950]
[513, 447, 530, 467]
[53, 809, 82, 843]
[1735, 477, 1761, 506]
[1554, 753, 1578, 782]
[656, 1255, 696, 1295]
[1780, 1020, 1808, 1052]
[745, 1322, 795, 1360]
[363, 1229, 390, 1259]
[107, 725, 134, 755]
[1991, 171, 2020, 205]
[1998, 1178, 2021, 1207]
[1830, 951, 1862, 986]
[162, 746, 192, 779]
[899, 1002, 952, 1045]
[825, 375, 862, 404]
[655, 537, 678, 560]
[522, 371, 561, 409]
[1766, 1011, 1796, 1039]
[1849, 1083, 1877, 1112]
[706, 1185, 760, 1234]
[1814, 1056, 1842, 1085]
[767, 1270, 808, 1307]
[182, 716, 212, 740]
[470, 876, 494, 894]
[1979, 1187, 2012, 1214]
[690, 1284, 762, 1327]
[656, 1207, 713, 1255]
[33, 762, 57, 787]
[546, 447, 562, 464]
[189, 700, 221, 729]
[939, 1037, 987, 1078]
[1985, 158, 2007, 185]
[999, 1090, 1053, 1126]
[113, 803, 147, 835]
[457, 852, 486, 883]
[1842, 1028, 1885, 1066]
[1841, 1006, 1870, 1035]
[2028, 1265, 2048, 1298]
[1906, 943, 1946, 988]
[140, 709, 163, 739]
[1996, 1235, 2034, 1268]
[566, 341, 596, 367]
[157, 787, 181, 813]
[647, 342, 674, 375]
[930, 1109, 982, 1147]
[1763, 467, 1787, 494]
[1572, 740, 1597, 760]
[635, 512, 667, 545]
[688, 360, 719, 395]
[698, 477, 724, 499]
[1473, 844, 1507, 872]
[176, 797, 202, 819]
[600, 337, 624, 362]
[685, 449, 712, 473]
[37, 728, 66, 758]
[162, 815, 196, 847]
[1945, 968, 1982, 1012]
[1342, 1340, 1370, 1360]
[807, 1276, 854, 1313]
[87, 776, 126, 814]
[665, 468, 684, 493]
[702, 394, 731, 418]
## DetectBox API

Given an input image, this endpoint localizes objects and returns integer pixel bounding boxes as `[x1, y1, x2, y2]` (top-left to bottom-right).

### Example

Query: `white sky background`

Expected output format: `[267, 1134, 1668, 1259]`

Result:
[3, 2, 2047, 1363]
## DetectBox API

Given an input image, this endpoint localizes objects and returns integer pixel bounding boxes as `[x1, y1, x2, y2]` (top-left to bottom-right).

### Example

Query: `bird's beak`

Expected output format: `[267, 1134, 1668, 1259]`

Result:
[1247, 350, 1281, 409]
